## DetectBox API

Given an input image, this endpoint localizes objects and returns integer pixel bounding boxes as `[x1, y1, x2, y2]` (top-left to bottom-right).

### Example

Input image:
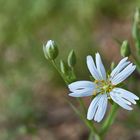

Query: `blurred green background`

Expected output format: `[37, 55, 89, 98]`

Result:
[1, 0, 140, 140]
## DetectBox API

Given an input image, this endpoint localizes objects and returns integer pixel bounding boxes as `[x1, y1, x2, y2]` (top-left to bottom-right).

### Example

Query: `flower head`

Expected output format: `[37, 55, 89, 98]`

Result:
[68, 53, 139, 122]
[43, 40, 58, 60]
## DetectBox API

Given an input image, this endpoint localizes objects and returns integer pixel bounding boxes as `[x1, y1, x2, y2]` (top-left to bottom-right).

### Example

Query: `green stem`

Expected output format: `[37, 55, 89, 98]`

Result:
[77, 98, 87, 115]
[86, 120, 98, 134]
[88, 132, 94, 140]
[51, 60, 100, 139]
[131, 52, 140, 72]
[51, 60, 68, 84]
[100, 103, 118, 137]
[95, 134, 102, 140]
[135, 39, 140, 56]
[88, 132, 102, 140]
[71, 67, 76, 77]
[76, 98, 100, 138]
[132, 54, 140, 66]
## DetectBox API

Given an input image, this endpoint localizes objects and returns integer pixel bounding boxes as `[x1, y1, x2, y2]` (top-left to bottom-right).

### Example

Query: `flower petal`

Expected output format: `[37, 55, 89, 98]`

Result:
[68, 81, 95, 91]
[112, 88, 139, 104]
[110, 57, 128, 78]
[87, 55, 102, 80]
[110, 89, 134, 110]
[95, 53, 106, 80]
[87, 94, 102, 120]
[69, 89, 94, 97]
[87, 94, 108, 122]
[68, 81, 95, 97]
[94, 94, 108, 122]
[111, 63, 136, 85]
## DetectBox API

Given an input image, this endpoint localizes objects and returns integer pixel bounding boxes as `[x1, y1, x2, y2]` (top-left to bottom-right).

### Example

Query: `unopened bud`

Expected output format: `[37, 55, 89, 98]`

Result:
[132, 8, 140, 40]
[110, 62, 115, 71]
[134, 8, 140, 24]
[67, 50, 76, 67]
[121, 40, 131, 57]
[43, 40, 58, 60]
[60, 60, 68, 74]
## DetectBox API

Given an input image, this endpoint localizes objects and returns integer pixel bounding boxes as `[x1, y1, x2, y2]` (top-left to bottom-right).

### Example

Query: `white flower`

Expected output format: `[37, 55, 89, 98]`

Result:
[68, 53, 139, 122]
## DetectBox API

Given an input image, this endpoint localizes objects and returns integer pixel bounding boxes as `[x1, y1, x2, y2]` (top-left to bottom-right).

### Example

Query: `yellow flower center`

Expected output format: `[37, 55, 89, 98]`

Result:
[93, 80, 115, 95]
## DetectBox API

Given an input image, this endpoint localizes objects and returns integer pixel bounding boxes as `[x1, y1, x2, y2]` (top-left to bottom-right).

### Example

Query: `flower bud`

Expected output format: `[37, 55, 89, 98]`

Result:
[43, 40, 58, 60]
[60, 60, 68, 74]
[121, 40, 131, 57]
[67, 50, 76, 67]
[132, 8, 140, 39]
[132, 8, 140, 54]
[110, 62, 115, 71]
[134, 8, 140, 24]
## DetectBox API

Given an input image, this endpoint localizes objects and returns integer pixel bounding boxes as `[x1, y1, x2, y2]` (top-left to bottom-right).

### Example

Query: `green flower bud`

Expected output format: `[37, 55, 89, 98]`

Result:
[134, 8, 140, 24]
[67, 50, 76, 67]
[60, 60, 68, 74]
[121, 40, 131, 57]
[132, 8, 140, 39]
[132, 8, 140, 54]
[110, 62, 115, 71]
[43, 40, 58, 60]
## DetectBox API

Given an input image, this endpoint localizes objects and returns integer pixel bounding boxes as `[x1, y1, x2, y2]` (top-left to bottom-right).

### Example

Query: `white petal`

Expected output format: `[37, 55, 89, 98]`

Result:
[110, 57, 128, 78]
[111, 64, 136, 85]
[94, 94, 108, 122]
[113, 88, 139, 104]
[86, 56, 102, 80]
[87, 94, 108, 122]
[110, 90, 132, 105]
[110, 90, 133, 110]
[68, 81, 95, 97]
[95, 53, 106, 80]
[68, 81, 95, 92]
[118, 88, 139, 100]
[87, 94, 102, 120]
[69, 89, 94, 97]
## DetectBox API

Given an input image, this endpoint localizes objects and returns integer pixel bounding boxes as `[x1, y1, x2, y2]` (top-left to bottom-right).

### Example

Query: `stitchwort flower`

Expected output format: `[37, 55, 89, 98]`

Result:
[68, 53, 139, 122]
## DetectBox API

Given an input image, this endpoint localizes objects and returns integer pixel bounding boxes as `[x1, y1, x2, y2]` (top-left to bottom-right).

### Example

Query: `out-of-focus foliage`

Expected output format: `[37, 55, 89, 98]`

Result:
[0, 0, 140, 139]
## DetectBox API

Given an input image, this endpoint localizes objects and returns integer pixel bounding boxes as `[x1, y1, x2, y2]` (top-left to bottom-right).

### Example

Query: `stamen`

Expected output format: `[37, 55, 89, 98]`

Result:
[93, 79, 115, 95]
[93, 91, 97, 96]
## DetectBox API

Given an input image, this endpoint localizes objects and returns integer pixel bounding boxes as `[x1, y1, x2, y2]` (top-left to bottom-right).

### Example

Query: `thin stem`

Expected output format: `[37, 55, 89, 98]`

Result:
[135, 40, 140, 56]
[77, 98, 87, 115]
[70, 67, 77, 82]
[88, 132, 94, 140]
[131, 52, 140, 72]
[67, 97, 99, 138]
[95, 134, 102, 140]
[100, 103, 118, 137]
[51, 60, 100, 139]
[51, 60, 68, 84]
[76, 98, 99, 137]
[88, 132, 102, 140]
[71, 67, 76, 77]
[86, 120, 98, 134]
